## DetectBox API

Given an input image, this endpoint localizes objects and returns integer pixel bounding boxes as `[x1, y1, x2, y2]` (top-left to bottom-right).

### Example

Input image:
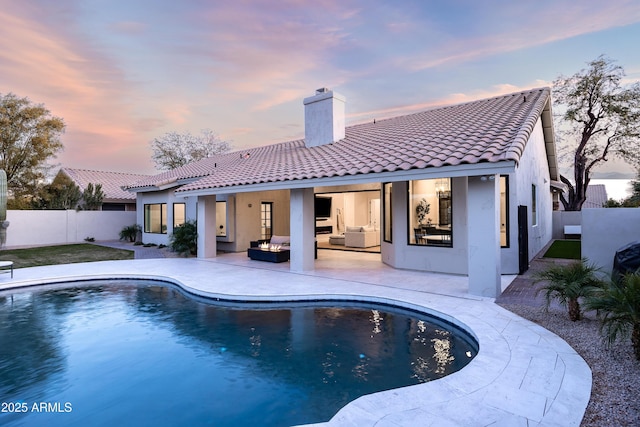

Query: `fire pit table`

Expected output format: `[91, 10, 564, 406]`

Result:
[247, 247, 290, 263]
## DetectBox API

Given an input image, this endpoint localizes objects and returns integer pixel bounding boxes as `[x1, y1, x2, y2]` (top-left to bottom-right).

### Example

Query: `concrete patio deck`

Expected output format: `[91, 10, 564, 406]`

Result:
[0, 250, 591, 426]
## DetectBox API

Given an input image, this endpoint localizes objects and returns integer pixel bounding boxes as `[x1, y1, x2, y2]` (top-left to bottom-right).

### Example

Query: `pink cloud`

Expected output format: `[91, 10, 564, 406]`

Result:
[0, 3, 165, 173]
[109, 21, 147, 34]
[191, 1, 360, 109]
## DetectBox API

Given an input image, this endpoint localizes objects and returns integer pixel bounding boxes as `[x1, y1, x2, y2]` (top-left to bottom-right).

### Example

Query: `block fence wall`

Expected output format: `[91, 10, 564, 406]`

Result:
[4, 210, 136, 248]
[553, 209, 640, 274]
[581, 208, 640, 275]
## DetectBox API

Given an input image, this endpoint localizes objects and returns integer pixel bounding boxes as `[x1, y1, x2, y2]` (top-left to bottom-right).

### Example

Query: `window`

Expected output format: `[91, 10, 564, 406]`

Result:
[144, 203, 167, 234]
[408, 178, 452, 247]
[531, 184, 538, 227]
[500, 176, 509, 247]
[383, 183, 392, 243]
[173, 203, 186, 228]
[261, 202, 273, 240]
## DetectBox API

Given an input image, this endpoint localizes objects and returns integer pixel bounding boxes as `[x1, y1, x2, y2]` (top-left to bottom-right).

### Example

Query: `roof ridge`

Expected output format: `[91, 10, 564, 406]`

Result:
[63, 167, 150, 177]
[348, 87, 551, 129]
[503, 87, 551, 163]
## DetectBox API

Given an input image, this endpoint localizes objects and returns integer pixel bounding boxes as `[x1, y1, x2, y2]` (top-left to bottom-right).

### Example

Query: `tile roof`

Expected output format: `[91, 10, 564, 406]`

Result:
[583, 184, 608, 208]
[127, 87, 552, 193]
[61, 168, 150, 201]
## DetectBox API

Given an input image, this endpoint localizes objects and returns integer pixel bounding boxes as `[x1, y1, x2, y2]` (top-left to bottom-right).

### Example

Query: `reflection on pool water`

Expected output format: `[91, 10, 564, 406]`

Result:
[0, 280, 477, 427]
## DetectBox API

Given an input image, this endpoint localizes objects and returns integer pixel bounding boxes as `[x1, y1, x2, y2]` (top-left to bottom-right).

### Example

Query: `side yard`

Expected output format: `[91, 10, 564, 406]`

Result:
[497, 255, 640, 427]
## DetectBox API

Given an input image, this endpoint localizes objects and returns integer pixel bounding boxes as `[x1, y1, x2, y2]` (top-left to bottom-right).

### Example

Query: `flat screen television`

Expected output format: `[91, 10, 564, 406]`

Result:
[314, 196, 332, 218]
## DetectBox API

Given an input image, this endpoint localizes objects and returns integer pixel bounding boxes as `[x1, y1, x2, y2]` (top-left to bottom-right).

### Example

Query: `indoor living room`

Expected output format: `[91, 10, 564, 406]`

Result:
[314, 187, 381, 253]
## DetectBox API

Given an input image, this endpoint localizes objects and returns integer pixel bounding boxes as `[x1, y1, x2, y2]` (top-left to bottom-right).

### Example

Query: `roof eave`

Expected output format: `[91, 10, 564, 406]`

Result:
[541, 96, 559, 182]
[126, 176, 202, 193]
[177, 161, 517, 197]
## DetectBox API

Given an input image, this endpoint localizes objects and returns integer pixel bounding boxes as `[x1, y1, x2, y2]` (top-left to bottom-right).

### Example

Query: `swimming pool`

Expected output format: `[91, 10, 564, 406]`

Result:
[0, 280, 477, 426]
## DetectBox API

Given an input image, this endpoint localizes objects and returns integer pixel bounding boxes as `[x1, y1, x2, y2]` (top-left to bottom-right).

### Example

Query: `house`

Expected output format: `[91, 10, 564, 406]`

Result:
[583, 184, 608, 208]
[127, 87, 560, 297]
[59, 168, 150, 211]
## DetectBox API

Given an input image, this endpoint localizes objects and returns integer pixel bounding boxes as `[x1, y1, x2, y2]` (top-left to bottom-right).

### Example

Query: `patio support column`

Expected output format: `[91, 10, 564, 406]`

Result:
[197, 195, 217, 258]
[467, 175, 501, 297]
[290, 188, 315, 271]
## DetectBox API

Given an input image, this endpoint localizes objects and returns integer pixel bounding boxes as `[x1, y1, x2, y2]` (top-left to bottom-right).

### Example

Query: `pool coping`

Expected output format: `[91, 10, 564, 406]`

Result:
[0, 256, 591, 427]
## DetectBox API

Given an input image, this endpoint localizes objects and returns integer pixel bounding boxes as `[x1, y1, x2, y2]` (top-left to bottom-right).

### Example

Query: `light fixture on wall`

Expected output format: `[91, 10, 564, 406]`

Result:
[480, 175, 495, 182]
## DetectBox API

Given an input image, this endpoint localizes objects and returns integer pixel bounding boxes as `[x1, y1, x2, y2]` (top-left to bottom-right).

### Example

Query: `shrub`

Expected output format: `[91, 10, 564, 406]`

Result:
[119, 224, 141, 243]
[585, 272, 640, 360]
[170, 220, 197, 256]
[534, 259, 603, 321]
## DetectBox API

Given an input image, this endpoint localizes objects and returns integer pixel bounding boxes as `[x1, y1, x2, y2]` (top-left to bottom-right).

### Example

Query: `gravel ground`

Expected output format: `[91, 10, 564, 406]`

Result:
[497, 259, 640, 427]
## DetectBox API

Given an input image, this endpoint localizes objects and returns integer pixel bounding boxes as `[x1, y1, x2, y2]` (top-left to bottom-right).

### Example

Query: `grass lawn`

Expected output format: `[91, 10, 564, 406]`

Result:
[0, 244, 134, 268]
[542, 239, 581, 260]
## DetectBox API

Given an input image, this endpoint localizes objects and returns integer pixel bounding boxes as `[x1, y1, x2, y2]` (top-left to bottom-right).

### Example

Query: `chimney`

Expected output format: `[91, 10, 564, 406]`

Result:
[303, 87, 345, 147]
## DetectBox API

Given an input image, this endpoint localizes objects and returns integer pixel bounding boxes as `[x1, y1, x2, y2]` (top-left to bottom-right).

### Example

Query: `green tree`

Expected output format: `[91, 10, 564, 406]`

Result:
[82, 183, 104, 210]
[554, 56, 640, 211]
[534, 260, 603, 321]
[585, 273, 640, 360]
[31, 173, 81, 210]
[0, 93, 65, 201]
[625, 169, 640, 206]
[150, 129, 230, 170]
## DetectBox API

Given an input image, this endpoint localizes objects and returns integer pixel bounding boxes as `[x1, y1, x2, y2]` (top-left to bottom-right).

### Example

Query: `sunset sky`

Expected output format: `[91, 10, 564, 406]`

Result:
[1, 0, 639, 176]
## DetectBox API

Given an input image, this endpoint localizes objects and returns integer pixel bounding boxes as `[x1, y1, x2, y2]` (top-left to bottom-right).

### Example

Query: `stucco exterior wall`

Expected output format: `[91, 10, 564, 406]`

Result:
[501, 118, 553, 274]
[137, 189, 196, 245]
[582, 208, 640, 274]
[5, 210, 136, 247]
[217, 190, 291, 252]
[136, 189, 289, 251]
[551, 211, 582, 239]
[383, 177, 468, 275]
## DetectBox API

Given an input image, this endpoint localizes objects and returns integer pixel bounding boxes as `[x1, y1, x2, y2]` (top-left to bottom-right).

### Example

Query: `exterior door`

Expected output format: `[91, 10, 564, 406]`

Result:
[517, 205, 529, 274]
[261, 202, 273, 240]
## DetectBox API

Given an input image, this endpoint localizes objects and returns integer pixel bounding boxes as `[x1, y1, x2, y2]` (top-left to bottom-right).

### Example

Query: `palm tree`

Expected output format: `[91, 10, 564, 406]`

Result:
[585, 273, 640, 360]
[534, 260, 602, 321]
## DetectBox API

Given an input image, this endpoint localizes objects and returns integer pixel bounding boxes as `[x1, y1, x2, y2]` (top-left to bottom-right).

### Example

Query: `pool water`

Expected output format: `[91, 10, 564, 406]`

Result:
[0, 280, 477, 426]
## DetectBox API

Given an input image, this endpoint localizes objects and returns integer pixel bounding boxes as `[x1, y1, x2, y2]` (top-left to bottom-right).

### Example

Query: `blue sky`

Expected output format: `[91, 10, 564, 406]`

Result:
[1, 0, 639, 175]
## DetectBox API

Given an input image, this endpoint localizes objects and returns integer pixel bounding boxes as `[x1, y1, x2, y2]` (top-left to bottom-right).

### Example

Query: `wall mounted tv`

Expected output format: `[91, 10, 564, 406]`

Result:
[314, 196, 332, 218]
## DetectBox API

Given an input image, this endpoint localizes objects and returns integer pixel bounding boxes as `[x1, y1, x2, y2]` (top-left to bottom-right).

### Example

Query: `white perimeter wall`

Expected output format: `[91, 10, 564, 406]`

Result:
[582, 208, 640, 274]
[5, 210, 136, 248]
[551, 211, 582, 239]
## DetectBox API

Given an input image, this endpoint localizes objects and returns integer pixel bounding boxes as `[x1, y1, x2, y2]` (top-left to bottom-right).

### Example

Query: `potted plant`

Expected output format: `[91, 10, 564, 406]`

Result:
[416, 198, 430, 225]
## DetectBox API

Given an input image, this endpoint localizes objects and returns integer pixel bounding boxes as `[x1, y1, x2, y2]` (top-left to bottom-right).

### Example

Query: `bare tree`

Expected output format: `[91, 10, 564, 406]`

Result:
[150, 129, 231, 170]
[554, 56, 640, 211]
